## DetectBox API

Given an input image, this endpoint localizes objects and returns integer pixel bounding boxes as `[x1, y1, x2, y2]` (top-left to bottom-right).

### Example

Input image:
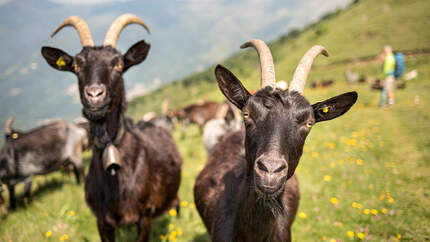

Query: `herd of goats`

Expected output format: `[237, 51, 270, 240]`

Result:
[0, 14, 358, 241]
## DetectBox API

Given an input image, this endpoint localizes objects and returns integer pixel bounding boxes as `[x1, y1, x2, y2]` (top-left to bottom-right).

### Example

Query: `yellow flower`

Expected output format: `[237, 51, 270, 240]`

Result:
[347, 231, 355, 238]
[371, 209, 378, 215]
[364, 209, 370, 215]
[312, 152, 319, 158]
[397, 234, 402, 239]
[68, 210, 75, 216]
[169, 209, 177, 217]
[357, 232, 365, 239]
[176, 228, 183, 236]
[189, 203, 196, 209]
[368, 184, 374, 189]
[379, 194, 385, 200]
[170, 231, 177, 237]
[168, 224, 175, 230]
[160, 235, 166, 240]
[330, 197, 338, 205]
[330, 162, 336, 168]
[45, 231, 52, 238]
[322, 236, 327, 240]
[356, 203, 362, 209]
[59, 234, 69, 241]
[356, 159, 363, 165]
[181, 201, 188, 207]
[352, 202, 358, 208]
[388, 197, 394, 203]
[330, 239, 336, 242]
[298, 212, 307, 219]
[324, 175, 332, 182]
[381, 208, 387, 214]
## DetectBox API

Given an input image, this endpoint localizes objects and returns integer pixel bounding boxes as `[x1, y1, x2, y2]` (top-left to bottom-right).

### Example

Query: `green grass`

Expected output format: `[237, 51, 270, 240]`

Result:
[1, 0, 430, 241]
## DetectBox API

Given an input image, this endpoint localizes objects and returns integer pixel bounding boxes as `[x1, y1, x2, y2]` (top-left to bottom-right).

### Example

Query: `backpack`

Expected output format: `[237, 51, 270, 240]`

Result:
[394, 52, 405, 78]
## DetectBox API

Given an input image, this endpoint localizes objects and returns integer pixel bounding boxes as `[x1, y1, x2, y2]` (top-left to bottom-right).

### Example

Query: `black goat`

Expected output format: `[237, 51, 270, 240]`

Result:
[194, 39, 357, 241]
[41, 14, 182, 241]
[0, 117, 86, 209]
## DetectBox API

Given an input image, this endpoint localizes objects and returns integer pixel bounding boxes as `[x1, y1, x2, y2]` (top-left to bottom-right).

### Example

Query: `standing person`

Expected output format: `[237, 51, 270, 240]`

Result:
[379, 45, 396, 107]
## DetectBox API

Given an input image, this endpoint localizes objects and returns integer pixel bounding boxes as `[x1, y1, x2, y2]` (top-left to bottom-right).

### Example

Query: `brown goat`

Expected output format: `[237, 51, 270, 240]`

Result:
[41, 15, 182, 241]
[194, 40, 357, 241]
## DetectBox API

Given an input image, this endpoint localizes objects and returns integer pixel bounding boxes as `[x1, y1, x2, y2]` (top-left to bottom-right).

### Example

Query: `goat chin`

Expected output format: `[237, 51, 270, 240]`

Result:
[83, 106, 109, 120]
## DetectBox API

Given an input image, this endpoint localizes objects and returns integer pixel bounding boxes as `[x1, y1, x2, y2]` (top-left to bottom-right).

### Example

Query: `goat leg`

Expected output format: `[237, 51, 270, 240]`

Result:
[8, 185, 16, 210]
[23, 177, 33, 206]
[137, 217, 152, 242]
[97, 220, 115, 242]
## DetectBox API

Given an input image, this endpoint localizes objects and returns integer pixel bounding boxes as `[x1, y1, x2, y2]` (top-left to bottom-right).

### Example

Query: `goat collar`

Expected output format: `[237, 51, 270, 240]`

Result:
[93, 118, 125, 150]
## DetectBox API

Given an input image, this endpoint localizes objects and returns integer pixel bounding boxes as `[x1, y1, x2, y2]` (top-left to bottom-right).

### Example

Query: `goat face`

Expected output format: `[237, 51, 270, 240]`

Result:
[215, 65, 357, 200]
[41, 42, 150, 120]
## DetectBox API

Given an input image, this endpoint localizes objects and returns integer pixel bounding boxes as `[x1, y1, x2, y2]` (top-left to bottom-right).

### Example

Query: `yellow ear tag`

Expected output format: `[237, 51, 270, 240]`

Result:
[12, 133, 19, 139]
[56, 56, 66, 67]
[322, 106, 329, 113]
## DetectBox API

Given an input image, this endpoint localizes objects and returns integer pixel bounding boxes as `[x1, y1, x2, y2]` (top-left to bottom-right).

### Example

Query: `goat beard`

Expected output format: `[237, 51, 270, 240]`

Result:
[255, 184, 286, 217]
[83, 105, 109, 121]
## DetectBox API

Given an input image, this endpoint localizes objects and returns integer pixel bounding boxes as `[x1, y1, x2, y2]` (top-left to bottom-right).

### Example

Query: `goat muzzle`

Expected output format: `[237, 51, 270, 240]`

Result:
[103, 144, 121, 176]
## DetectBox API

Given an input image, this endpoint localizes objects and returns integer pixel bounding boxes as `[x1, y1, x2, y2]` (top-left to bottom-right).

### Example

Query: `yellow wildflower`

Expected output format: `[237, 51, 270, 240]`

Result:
[364, 209, 370, 215]
[68, 210, 75, 216]
[330, 239, 336, 242]
[311, 152, 319, 158]
[356, 203, 362, 209]
[388, 197, 394, 203]
[356, 159, 363, 165]
[322, 235, 327, 240]
[330, 197, 339, 205]
[379, 194, 385, 200]
[169, 209, 177, 217]
[357, 232, 365, 239]
[176, 228, 183, 236]
[160, 235, 166, 240]
[181, 201, 188, 207]
[59, 234, 69, 241]
[324, 175, 332, 182]
[371, 209, 378, 215]
[298, 212, 307, 219]
[368, 184, 374, 189]
[381, 208, 387, 214]
[347, 231, 355, 238]
[45, 231, 52, 238]
[189, 203, 196, 209]
[168, 224, 175, 230]
[397, 234, 402, 239]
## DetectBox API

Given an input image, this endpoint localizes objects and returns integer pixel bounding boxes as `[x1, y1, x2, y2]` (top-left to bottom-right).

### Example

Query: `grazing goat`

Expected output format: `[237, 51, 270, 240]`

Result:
[194, 39, 357, 241]
[41, 14, 182, 241]
[173, 100, 235, 137]
[0, 117, 86, 209]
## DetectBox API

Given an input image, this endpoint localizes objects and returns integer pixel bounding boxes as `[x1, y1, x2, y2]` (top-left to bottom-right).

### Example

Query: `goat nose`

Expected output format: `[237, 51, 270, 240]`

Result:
[84, 85, 106, 105]
[86, 86, 104, 97]
[256, 159, 287, 174]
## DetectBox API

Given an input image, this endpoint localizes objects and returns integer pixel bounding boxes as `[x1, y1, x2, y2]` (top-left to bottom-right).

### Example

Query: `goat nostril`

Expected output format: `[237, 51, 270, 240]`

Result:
[274, 164, 286, 173]
[95, 90, 104, 97]
[256, 161, 268, 173]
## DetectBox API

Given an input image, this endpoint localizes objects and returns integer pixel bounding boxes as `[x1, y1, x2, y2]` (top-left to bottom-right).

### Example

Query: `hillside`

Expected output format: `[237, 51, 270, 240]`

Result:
[1, 0, 430, 241]
[128, 0, 430, 117]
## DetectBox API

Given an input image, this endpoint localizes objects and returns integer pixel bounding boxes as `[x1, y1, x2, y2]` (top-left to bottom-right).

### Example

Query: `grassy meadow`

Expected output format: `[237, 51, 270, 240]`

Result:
[1, 0, 430, 241]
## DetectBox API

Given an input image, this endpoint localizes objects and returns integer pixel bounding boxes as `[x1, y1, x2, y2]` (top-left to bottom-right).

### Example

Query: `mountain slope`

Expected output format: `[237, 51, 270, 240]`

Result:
[128, 0, 430, 117]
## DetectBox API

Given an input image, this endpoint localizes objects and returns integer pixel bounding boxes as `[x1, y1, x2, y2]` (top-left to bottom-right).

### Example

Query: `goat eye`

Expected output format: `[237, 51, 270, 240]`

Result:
[242, 112, 249, 119]
[115, 63, 123, 71]
[73, 64, 79, 73]
[305, 121, 313, 128]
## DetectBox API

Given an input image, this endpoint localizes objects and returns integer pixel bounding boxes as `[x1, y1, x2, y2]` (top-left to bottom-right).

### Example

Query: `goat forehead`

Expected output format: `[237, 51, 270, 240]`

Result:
[77, 47, 122, 63]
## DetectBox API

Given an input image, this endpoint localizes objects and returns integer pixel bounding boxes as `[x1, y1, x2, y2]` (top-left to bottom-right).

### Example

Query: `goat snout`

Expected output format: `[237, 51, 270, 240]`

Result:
[84, 84, 106, 107]
[254, 156, 288, 194]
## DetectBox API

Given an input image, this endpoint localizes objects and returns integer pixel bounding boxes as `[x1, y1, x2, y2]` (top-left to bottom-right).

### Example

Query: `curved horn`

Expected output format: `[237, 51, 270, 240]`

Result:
[103, 14, 150, 47]
[51, 16, 94, 47]
[289, 45, 329, 95]
[5, 117, 14, 135]
[240, 39, 276, 89]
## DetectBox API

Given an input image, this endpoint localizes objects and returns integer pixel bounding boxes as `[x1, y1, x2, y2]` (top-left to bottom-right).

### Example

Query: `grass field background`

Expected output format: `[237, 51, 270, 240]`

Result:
[1, 0, 429, 241]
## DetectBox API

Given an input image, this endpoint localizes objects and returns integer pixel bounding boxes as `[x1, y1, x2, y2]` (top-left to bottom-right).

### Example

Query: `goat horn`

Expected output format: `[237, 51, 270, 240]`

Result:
[240, 39, 276, 89]
[51, 16, 94, 47]
[103, 14, 150, 48]
[289, 45, 329, 94]
[5, 117, 14, 135]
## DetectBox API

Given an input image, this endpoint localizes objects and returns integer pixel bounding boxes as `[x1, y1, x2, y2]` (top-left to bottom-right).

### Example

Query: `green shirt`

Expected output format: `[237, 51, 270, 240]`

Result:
[382, 52, 395, 77]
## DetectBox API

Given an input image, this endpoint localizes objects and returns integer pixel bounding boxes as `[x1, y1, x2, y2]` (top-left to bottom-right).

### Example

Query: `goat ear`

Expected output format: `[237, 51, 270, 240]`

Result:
[41, 47, 74, 72]
[215, 65, 251, 110]
[123, 40, 151, 72]
[312, 91, 358, 123]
